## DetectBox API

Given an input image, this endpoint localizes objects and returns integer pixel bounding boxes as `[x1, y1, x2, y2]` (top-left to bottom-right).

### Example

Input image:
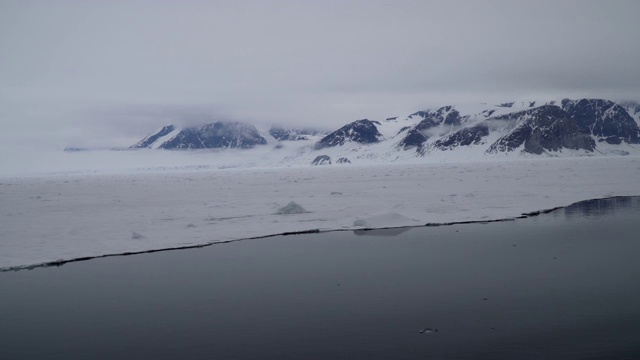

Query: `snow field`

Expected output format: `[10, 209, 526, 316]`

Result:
[1, 156, 640, 270]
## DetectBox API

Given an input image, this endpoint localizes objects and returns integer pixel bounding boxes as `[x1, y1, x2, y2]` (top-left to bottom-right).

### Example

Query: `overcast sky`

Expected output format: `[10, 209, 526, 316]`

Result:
[1, 0, 640, 149]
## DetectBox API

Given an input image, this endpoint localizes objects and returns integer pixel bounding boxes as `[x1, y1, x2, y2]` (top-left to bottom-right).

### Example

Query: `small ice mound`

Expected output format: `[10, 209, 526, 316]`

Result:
[276, 201, 308, 215]
[353, 212, 419, 228]
[131, 232, 146, 240]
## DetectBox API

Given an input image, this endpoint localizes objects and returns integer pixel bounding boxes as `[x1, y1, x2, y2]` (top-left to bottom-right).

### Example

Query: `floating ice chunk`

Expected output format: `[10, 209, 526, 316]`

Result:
[353, 219, 369, 227]
[353, 212, 419, 228]
[276, 201, 308, 215]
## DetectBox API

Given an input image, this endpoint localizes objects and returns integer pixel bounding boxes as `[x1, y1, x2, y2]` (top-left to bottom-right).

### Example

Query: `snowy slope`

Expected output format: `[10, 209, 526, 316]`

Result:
[131, 125, 178, 149]
[159, 121, 268, 149]
[149, 127, 182, 149]
[619, 101, 640, 127]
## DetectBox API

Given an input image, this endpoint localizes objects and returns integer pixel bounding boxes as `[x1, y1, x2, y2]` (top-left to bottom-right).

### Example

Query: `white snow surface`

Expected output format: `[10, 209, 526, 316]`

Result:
[2, 156, 640, 270]
[150, 127, 182, 149]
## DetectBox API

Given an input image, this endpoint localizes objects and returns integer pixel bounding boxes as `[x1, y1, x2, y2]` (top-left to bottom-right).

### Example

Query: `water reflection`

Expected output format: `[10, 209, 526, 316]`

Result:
[561, 196, 640, 219]
[2, 196, 640, 359]
[353, 227, 413, 237]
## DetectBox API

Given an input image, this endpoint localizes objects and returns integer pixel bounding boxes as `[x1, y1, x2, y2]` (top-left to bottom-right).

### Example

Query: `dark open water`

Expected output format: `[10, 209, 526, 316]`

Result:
[1, 197, 639, 359]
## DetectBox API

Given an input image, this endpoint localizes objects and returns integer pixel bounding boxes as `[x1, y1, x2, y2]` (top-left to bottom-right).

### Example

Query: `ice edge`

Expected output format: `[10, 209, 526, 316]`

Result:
[0, 196, 634, 273]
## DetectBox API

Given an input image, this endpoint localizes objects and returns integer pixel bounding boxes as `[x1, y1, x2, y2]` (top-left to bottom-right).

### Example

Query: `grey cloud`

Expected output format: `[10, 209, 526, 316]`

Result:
[1, 0, 640, 148]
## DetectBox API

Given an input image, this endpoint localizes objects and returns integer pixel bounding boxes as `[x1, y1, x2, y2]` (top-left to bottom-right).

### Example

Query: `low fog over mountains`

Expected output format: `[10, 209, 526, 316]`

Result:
[128, 98, 640, 165]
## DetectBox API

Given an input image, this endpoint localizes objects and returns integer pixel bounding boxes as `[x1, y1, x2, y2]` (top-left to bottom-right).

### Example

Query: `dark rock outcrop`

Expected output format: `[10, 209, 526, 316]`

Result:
[63, 147, 88, 152]
[269, 125, 324, 141]
[311, 155, 332, 165]
[432, 123, 490, 151]
[316, 119, 381, 149]
[336, 157, 351, 164]
[561, 99, 640, 144]
[159, 122, 267, 149]
[487, 105, 595, 154]
[481, 109, 496, 117]
[398, 106, 467, 150]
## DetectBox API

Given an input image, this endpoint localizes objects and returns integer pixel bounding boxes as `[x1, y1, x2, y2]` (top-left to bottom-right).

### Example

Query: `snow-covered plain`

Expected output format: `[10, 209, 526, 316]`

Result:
[1, 155, 640, 270]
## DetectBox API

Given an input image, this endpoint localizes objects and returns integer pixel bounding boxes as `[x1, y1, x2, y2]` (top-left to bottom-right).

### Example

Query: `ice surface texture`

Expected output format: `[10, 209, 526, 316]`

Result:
[1, 156, 640, 270]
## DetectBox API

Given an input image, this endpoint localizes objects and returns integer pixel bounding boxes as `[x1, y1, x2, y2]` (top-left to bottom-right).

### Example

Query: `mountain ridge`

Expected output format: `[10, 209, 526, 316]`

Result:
[129, 98, 640, 165]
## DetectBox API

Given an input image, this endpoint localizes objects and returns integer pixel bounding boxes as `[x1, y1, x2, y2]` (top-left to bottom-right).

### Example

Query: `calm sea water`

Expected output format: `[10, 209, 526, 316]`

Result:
[1, 197, 639, 359]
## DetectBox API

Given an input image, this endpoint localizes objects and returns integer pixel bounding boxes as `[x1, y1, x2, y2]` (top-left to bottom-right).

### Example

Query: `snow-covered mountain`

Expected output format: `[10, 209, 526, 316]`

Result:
[485, 105, 596, 154]
[619, 101, 640, 126]
[131, 121, 267, 150]
[130, 98, 640, 165]
[131, 125, 178, 149]
[397, 106, 473, 151]
[269, 125, 326, 141]
[315, 119, 382, 149]
[560, 99, 640, 145]
[425, 105, 596, 155]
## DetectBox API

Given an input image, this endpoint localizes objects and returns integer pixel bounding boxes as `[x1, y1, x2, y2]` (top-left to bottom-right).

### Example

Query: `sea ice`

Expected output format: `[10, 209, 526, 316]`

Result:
[276, 201, 308, 215]
[1, 156, 640, 270]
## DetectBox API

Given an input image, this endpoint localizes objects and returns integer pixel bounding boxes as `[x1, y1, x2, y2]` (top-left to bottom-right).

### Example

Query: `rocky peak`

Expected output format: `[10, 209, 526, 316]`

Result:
[316, 119, 382, 149]
[158, 121, 267, 149]
[431, 124, 490, 152]
[487, 105, 595, 154]
[561, 99, 640, 144]
[398, 106, 467, 150]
